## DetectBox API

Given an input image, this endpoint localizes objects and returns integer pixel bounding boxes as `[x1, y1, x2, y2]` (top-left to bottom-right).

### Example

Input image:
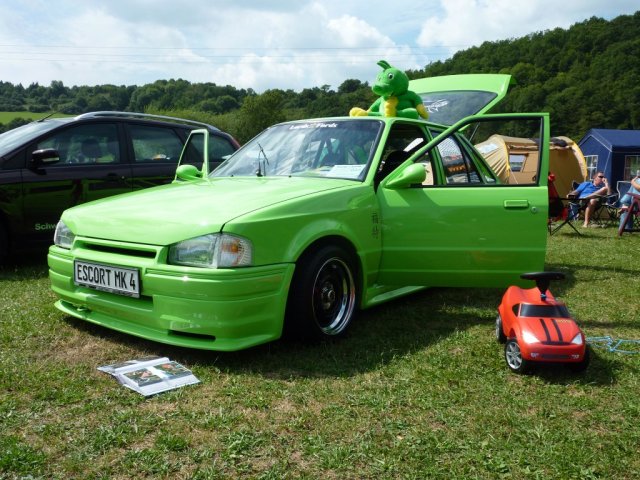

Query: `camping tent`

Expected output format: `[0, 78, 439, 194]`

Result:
[578, 129, 640, 186]
[476, 135, 588, 197]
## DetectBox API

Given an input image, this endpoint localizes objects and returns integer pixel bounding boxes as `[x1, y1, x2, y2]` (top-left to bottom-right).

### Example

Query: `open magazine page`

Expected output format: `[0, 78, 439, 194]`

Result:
[97, 356, 167, 376]
[98, 357, 200, 396]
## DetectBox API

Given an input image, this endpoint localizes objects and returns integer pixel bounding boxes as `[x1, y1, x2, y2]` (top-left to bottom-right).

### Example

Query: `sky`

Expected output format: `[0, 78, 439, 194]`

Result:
[0, 0, 638, 92]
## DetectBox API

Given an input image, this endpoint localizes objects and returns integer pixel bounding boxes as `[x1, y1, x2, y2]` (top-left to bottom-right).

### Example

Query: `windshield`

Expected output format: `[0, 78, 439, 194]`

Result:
[0, 120, 66, 156]
[519, 304, 571, 318]
[212, 119, 383, 181]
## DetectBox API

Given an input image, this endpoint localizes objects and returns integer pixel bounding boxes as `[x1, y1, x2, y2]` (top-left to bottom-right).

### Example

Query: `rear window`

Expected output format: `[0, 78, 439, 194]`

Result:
[419, 91, 497, 125]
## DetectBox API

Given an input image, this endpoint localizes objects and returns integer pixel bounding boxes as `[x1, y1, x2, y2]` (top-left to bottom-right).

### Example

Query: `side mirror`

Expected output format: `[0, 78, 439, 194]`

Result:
[175, 164, 202, 182]
[31, 148, 60, 167]
[384, 163, 427, 189]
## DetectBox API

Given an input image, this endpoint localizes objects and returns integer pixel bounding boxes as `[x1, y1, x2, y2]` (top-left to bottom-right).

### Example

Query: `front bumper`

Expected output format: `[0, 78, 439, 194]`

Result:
[48, 244, 295, 351]
[520, 342, 586, 363]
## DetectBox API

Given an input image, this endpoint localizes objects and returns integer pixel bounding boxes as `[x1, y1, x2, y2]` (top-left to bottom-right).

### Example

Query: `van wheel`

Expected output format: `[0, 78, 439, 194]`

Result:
[285, 245, 357, 341]
[0, 222, 8, 264]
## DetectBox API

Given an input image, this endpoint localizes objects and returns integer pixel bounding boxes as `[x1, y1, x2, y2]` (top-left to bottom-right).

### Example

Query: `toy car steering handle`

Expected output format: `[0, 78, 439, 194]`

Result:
[520, 271, 565, 300]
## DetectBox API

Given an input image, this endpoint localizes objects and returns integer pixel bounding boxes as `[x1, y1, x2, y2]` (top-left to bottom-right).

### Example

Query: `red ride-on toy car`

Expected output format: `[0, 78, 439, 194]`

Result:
[496, 272, 590, 374]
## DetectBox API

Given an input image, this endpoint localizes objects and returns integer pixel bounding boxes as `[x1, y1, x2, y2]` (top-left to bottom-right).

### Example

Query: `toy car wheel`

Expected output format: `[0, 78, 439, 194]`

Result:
[568, 346, 591, 373]
[505, 339, 529, 373]
[495, 314, 506, 343]
[285, 245, 358, 341]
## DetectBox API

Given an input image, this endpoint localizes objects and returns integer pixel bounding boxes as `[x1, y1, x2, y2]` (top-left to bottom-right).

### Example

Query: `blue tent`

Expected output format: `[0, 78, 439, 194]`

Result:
[578, 129, 640, 188]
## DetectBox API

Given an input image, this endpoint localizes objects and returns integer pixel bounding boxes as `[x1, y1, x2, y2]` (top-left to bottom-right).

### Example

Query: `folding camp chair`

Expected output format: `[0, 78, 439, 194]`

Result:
[567, 179, 613, 228]
[618, 191, 640, 236]
[548, 174, 581, 235]
[592, 191, 619, 227]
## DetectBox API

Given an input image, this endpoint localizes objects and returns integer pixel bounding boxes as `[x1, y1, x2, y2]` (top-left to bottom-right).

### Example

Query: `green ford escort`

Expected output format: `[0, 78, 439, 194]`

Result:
[48, 74, 550, 351]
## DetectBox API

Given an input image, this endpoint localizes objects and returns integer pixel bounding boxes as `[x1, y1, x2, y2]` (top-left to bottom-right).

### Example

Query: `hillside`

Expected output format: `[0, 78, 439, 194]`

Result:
[411, 11, 640, 138]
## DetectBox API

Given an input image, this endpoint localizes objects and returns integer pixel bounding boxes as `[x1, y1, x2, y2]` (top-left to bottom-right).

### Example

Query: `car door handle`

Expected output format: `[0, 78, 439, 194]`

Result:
[105, 173, 126, 181]
[503, 200, 529, 209]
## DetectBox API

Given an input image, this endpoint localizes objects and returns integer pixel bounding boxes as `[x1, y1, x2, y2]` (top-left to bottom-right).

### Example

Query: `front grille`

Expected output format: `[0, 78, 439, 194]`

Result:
[81, 242, 158, 259]
[540, 354, 570, 360]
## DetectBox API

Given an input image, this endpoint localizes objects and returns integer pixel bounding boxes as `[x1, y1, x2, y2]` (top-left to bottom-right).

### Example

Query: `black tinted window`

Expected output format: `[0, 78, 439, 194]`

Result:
[519, 304, 571, 318]
[129, 125, 183, 163]
[36, 123, 119, 165]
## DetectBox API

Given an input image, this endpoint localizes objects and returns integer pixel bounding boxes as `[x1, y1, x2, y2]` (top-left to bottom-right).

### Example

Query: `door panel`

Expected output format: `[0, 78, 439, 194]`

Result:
[377, 185, 548, 287]
[127, 123, 186, 189]
[376, 114, 549, 288]
[21, 123, 131, 246]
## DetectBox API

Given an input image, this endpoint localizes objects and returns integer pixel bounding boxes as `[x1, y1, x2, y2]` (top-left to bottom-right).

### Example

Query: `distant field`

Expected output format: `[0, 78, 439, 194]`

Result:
[0, 111, 71, 123]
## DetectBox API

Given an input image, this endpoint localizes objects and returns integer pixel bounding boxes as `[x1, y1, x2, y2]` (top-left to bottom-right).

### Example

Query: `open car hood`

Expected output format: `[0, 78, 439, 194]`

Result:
[409, 74, 513, 126]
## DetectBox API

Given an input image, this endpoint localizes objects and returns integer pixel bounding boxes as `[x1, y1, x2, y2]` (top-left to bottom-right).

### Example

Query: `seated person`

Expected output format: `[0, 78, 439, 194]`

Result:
[619, 174, 640, 230]
[568, 171, 610, 227]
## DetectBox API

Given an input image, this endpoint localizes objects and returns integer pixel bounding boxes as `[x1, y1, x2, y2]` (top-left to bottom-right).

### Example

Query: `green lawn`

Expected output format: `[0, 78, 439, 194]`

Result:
[0, 111, 71, 123]
[1, 227, 639, 479]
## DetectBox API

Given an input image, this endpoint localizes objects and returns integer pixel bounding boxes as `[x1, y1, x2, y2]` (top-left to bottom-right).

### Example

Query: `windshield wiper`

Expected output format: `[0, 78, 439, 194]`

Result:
[256, 142, 269, 177]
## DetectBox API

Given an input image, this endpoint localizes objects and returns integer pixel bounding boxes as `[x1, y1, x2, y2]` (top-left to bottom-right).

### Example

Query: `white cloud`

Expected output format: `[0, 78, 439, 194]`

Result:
[417, 0, 638, 56]
[0, 0, 637, 91]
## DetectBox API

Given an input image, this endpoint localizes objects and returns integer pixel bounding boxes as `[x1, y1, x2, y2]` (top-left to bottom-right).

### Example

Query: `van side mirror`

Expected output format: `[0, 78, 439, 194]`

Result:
[31, 148, 60, 167]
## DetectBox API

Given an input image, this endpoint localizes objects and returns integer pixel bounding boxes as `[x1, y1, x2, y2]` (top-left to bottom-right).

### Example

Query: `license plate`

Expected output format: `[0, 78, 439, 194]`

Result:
[74, 261, 140, 298]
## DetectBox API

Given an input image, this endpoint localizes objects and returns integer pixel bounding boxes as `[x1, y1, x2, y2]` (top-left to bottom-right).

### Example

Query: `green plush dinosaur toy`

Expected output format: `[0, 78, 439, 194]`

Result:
[349, 60, 429, 120]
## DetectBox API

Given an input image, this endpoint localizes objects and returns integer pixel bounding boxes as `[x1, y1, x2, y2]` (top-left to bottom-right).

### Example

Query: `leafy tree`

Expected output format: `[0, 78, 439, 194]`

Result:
[233, 89, 286, 143]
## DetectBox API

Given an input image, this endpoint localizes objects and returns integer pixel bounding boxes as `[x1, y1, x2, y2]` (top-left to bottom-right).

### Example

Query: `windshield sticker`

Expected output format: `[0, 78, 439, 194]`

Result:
[327, 164, 366, 179]
[289, 122, 338, 130]
[424, 99, 449, 112]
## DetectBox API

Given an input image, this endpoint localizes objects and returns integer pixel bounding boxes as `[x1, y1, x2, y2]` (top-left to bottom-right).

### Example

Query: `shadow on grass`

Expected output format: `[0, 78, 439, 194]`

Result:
[62, 285, 621, 387]
[0, 257, 48, 280]
[519, 347, 622, 386]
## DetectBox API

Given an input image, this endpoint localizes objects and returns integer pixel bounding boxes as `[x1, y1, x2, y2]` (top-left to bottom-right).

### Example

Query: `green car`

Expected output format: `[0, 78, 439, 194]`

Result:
[48, 74, 550, 351]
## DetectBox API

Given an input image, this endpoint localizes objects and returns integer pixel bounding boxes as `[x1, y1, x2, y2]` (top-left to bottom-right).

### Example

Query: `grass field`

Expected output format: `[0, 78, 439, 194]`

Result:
[1, 227, 639, 479]
[0, 111, 71, 124]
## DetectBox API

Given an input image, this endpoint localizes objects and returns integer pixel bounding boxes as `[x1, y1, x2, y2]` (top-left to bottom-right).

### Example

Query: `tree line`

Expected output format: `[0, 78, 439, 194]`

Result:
[1, 10, 638, 143]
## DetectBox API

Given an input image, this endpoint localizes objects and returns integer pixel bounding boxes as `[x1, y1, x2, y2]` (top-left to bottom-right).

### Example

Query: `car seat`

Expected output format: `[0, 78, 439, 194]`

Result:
[77, 138, 103, 163]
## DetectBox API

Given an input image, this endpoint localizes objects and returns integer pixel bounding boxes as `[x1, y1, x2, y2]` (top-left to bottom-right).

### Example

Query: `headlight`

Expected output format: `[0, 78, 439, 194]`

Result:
[168, 233, 252, 268]
[53, 221, 75, 249]
[571, 333, 584, 345]
[522, 330, 539, 344]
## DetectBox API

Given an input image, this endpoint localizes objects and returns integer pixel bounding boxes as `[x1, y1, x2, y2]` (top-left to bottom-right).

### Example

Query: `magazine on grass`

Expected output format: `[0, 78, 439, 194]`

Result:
[98, 356, 200, 396]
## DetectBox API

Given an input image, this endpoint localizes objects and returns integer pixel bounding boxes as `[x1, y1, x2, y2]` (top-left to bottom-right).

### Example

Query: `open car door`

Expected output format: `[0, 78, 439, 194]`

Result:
[375, 112, 550, 289]
[410, 74, 513, 126]
[175, 129, 210, 181]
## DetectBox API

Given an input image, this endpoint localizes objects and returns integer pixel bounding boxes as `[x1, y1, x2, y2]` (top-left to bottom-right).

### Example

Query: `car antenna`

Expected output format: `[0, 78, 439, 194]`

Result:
[256, 142, 269, 177]
[36, 112, 57, 122]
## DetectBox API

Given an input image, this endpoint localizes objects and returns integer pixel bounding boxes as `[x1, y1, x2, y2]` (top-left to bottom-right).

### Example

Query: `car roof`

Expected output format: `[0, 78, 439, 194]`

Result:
[73, 111, 221, 131]
[0, 111, 232, 158]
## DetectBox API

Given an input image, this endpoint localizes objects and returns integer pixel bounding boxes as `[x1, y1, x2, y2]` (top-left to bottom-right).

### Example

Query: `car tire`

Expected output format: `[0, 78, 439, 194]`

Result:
[568, 346, 591, 373]
[505, 339, 530, 374]
[285, 245, 358, 342]
[0, 221, 8, 264]
[495, 314, 507, 343]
